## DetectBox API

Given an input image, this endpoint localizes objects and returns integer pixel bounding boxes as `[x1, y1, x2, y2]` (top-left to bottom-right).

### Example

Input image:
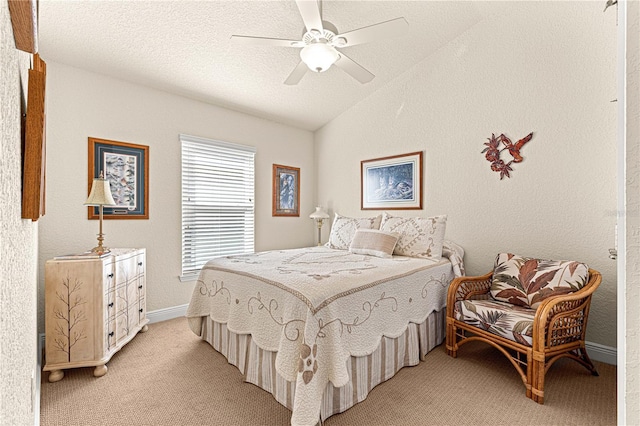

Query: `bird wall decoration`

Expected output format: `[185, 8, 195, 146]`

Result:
[603, 0, 617, 12]
[481, 132, 534, 179]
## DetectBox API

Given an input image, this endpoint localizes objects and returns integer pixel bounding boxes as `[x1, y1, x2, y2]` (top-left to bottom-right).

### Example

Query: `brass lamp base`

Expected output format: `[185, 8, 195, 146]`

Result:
[90, 245, 110, 256]
[90, 229, 110, 255]
[89, 204, 111, 256]
[316, 220, 323, 246]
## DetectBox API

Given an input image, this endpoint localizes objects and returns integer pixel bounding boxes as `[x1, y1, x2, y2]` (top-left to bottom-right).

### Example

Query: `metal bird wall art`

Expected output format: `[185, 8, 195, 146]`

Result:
[482, 132, 534, 179]
[603, 0, 617, 12]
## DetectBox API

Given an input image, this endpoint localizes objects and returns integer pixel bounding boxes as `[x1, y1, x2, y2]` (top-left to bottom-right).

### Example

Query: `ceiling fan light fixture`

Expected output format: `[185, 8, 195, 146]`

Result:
[300, 43, 339, 73]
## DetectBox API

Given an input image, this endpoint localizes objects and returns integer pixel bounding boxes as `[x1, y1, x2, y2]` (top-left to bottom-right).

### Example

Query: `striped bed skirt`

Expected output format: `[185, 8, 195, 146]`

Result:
[200, 308, 445, 422]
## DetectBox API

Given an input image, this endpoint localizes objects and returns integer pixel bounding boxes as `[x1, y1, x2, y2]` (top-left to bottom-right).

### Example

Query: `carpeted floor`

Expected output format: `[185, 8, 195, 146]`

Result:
[40, 317, 616, 426]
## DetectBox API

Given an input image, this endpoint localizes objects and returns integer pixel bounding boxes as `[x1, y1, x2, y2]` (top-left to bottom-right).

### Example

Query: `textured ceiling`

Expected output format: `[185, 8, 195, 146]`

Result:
[38, 1, 485, 131]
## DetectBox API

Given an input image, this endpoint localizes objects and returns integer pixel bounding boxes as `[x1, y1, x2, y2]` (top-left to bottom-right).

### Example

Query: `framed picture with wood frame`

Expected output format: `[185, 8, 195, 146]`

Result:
[272, 164, 300, 217]
[21, 54, 47, 221]
[361, 151, 423, 210]
[88, 137, 149, 219]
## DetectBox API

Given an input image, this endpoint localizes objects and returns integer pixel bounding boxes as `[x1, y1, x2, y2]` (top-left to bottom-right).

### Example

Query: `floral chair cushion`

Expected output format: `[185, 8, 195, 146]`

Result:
[490, 253, 589, 309]
[454, 299, 535, 346]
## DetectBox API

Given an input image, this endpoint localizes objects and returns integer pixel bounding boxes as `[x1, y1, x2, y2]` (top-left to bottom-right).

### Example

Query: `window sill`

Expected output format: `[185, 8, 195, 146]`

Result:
[179, 273, 199, 283]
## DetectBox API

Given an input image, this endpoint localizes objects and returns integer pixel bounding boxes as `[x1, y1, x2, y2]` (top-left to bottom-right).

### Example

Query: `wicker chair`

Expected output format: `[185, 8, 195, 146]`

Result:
[445, 255, 602, 404]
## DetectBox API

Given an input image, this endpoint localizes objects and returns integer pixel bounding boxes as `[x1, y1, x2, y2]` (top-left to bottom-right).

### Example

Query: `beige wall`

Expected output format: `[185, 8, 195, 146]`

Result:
[315, 2, 618, 347]
[38, 62, 315, 330]
[623, 0, 640, 422]
[0, 2, 39, 425]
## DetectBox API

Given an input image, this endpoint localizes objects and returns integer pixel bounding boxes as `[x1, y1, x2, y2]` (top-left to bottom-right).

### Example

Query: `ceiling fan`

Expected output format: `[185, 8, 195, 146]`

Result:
[231, 0, 409, 85]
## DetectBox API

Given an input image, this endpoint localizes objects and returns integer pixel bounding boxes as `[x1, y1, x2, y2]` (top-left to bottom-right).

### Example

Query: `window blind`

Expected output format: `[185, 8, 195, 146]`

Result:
[180, 134, 256, 278]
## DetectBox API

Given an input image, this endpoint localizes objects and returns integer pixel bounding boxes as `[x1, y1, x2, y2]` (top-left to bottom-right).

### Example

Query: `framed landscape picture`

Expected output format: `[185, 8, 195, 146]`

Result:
[88, 137, 149, 219]
[272, 164, 300, 216]
[361, 151, 423, 210]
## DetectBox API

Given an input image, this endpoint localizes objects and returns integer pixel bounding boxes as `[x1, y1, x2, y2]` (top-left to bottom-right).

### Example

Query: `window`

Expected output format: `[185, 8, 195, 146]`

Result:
[180, 134, 256, 279]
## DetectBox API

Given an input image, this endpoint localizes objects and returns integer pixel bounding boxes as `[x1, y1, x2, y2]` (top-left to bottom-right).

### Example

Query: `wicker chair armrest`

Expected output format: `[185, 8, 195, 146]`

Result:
[532, 269, 602, 350]
[446, 271, 493, 317]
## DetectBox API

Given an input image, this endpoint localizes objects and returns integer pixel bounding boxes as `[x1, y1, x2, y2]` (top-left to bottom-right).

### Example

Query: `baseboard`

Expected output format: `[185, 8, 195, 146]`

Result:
[585, 341, 617, 365]
[146, 303, 189, 324]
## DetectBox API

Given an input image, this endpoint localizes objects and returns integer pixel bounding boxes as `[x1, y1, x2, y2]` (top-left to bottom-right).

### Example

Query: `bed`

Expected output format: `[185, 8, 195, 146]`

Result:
[186, 214, 464, 426]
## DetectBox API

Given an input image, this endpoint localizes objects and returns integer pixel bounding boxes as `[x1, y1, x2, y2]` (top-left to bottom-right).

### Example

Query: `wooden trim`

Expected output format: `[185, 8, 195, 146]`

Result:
[360, 151, 423, 210]
[272, 164, 300, 217]
[88, 137, 150, 220]
[22, 53, 46, 221]
[8, 0, 38, 53]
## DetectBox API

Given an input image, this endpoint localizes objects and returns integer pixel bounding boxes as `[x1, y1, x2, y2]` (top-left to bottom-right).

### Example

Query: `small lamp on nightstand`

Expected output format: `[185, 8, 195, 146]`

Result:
[309, 206, 330, 246]
[85, 171, 116, 255]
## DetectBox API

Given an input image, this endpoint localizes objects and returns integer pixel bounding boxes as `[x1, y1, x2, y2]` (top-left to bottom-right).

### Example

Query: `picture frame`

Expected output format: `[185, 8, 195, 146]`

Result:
[21, 54, 46, 221]
[272, 164, 300, 217]
[361, 151, 423, 210]
[88, 137, 149, 219]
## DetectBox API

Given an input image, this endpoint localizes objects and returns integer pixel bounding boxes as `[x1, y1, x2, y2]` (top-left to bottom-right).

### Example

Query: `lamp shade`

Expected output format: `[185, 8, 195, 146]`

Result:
[309, 206, 330, 220]
[85, 176, 116, 206]
[300, 43, 339, 73]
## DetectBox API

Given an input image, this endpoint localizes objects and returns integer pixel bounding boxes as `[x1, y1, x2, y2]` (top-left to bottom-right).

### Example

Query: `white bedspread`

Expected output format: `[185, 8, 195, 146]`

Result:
[186, 245, 463, 426]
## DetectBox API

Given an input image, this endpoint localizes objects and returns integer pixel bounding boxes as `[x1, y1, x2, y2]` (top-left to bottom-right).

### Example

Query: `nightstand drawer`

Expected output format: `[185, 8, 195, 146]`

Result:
[105, 286, 116, 319]
[105, 317, 116, 351]
[137, 297, 146, 323]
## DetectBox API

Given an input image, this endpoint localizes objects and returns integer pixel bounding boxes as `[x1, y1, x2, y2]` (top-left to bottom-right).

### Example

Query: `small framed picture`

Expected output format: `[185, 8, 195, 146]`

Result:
[272, 164, 300, 217]
[88, 137, 149, 219]
[361, 151, 423, 210]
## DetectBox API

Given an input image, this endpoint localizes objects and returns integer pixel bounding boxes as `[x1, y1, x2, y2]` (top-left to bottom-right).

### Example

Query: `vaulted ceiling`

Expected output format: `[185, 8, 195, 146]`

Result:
[38, 1, 486, 131]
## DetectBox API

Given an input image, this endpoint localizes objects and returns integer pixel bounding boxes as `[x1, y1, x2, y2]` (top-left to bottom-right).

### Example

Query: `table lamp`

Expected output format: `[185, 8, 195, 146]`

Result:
[309, 206, 330, 246]
[85, 171, 116, 255]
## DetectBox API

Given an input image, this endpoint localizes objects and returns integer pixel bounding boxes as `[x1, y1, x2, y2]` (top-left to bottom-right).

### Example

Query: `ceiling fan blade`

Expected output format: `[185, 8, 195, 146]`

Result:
[284, 61, 308, 85]
[230, 35, 302, 48]
[334, 53, 375, 84]
[337, 17, 408, 47]
[295, 0, 324, 33]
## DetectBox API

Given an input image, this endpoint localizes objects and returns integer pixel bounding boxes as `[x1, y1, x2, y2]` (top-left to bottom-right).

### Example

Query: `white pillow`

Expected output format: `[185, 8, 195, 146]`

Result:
[379, 212, 447, 259]
[327, 213, 382, 250]
[349, 229, 399, 258]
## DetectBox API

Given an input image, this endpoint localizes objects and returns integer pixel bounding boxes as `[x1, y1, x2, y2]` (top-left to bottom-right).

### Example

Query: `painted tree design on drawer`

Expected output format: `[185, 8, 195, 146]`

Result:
[117, 266, 132, 339]
[53, 276, 87, 362]
[116, 256, 143, 340]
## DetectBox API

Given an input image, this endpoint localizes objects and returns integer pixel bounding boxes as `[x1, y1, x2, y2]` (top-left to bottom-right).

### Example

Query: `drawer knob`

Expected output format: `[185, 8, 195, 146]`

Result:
[108, 302, 114, 308]
[138, 285, 143, 289]
[107, 273, 114, 278]
[139, 308, 143, 313]
[138, 262, 143, 266]
[109, 332, 114, 337]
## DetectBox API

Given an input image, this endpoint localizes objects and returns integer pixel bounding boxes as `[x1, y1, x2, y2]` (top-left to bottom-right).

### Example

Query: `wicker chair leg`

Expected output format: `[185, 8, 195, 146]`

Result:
[531, 351, 546, 404]
[445, 318, 457, 357]
[578, 347, 599, 376]
[446, 335, 457, 358]
[525, 351, 533, 399]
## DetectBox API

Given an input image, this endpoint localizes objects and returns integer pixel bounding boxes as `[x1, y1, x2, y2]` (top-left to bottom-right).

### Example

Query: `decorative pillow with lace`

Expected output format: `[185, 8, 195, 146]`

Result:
[349, 229, 399, 258]
[379, 213, 447, 260]
[490, 253, 589, 309]
[326, 213, 382, 250]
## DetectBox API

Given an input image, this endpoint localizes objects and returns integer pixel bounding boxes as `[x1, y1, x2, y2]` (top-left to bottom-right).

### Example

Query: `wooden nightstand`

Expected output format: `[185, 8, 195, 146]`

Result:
[43, 248, 149, 382]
